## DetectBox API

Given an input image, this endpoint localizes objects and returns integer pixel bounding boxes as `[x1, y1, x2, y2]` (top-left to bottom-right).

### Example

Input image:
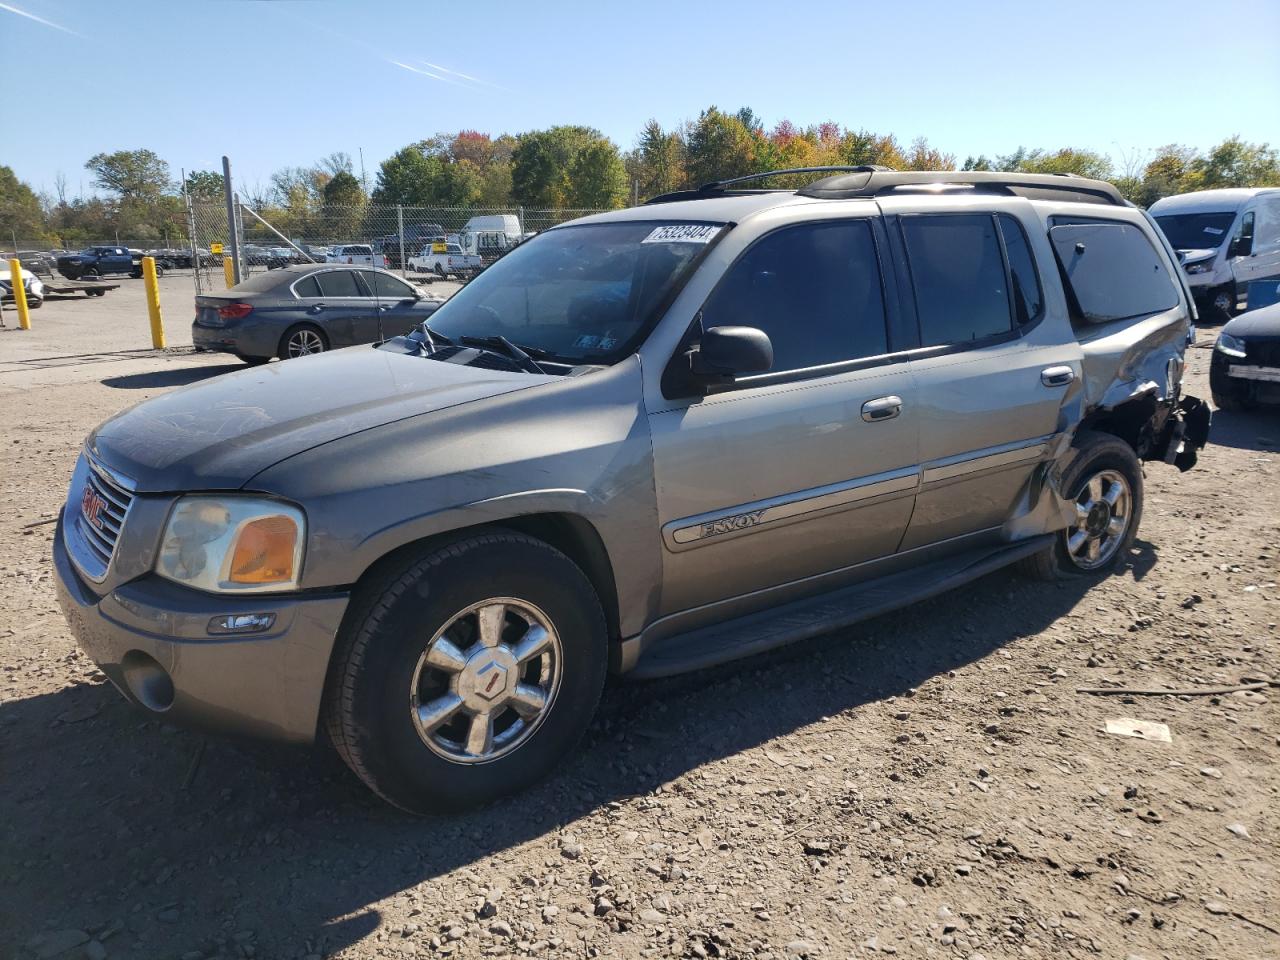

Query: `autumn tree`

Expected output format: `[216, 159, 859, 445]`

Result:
[685, 108, 756, 186]
[85, 149, 171, 198]
[0, 166, 51, 243]
[322, 170, 367, 238]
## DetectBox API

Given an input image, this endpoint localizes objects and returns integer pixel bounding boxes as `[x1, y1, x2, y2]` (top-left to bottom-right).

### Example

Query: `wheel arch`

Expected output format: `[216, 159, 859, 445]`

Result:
[1076, 394, 1160, 455]
[337, 511, 622, 658]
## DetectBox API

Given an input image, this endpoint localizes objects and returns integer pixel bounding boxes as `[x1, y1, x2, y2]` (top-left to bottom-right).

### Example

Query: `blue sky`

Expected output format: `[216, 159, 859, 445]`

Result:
[2, 0, 1278, 197]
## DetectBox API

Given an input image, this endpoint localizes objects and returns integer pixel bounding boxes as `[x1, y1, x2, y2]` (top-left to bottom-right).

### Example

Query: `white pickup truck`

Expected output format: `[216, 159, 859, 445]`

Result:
[326, 244, 388, 268]
[408, 241, 482, 280]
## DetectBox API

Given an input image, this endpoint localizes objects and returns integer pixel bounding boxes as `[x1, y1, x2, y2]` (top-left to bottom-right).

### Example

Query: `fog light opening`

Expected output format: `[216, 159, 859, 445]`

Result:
[120, 650, 175, 713]
[207, 612, 277, 635]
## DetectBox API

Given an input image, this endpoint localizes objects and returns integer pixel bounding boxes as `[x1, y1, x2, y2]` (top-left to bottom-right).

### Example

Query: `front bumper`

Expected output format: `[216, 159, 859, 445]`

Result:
[1211, 348, 1280, 406]
[53, 512, 349, 743]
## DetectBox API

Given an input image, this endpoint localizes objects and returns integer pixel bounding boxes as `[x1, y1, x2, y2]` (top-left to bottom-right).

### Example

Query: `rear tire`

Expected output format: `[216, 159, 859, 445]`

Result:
[324, 532, 608, 813]
[1021, 430, 1143, 581]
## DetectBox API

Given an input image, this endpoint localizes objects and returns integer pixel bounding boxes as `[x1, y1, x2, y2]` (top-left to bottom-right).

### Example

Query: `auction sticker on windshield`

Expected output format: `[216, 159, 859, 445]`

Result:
[642, 224, 722, 244]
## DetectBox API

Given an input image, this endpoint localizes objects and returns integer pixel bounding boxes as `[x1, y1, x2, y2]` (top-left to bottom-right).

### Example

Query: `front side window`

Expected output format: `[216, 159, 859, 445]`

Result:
[699, 220, 888, 372]
[316, 270, 362, 298]
[424, 221, 715, 364]
[1237, 211, 1255, 252]
[1049, 218, 1180, 324]
[901, 214, 1012, 346]
[360, 271, 415, 298]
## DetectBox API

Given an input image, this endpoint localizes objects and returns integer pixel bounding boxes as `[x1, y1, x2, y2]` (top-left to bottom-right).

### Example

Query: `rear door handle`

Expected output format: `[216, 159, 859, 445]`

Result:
[309, 303, 325, 314]
[1041, 365, 1075, 387]
[861, 395, 903, 422]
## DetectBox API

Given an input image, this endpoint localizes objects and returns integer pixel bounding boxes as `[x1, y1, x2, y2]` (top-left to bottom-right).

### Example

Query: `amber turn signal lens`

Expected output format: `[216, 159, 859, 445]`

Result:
[227, 515, 298, 585]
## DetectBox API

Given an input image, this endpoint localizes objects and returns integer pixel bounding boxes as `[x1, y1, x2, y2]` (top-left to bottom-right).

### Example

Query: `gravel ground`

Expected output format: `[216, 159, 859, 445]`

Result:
[1, 290, 1276, 960]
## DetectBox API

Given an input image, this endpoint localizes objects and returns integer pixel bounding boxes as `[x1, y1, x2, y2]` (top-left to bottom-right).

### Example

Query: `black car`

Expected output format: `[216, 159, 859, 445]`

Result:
[1210, 302, 1280, 410]
[192, 264, 443, 364]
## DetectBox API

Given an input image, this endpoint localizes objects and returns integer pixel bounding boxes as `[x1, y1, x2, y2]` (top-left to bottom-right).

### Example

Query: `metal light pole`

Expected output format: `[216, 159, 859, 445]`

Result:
[222, 155, 242, 285]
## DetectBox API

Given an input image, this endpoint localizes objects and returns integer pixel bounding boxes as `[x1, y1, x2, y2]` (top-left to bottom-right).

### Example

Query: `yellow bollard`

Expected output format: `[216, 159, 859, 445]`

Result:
[142, 256, 166, 349]
[224, 256, 235, 289]
[7, 258, 31, 330]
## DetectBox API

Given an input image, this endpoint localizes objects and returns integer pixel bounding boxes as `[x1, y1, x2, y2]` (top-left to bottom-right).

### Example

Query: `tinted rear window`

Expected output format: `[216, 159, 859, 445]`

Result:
[998, 214, 1043, 325]
[1049, 219, 1179, 323]
[292, 274, 321, 298]
[901, 214, 1012, 346]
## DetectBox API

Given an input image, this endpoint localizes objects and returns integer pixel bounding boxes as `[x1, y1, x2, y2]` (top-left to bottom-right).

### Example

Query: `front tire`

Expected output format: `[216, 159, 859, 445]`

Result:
[1208, 285, 1236, 322]
[1021, 431, 1143, 580]
[324, 532, 608, 814]
[278, 323, 328, 359]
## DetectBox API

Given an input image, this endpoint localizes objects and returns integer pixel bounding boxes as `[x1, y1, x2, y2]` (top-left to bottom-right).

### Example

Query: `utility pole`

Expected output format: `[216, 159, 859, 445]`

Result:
[222, 155, 242, 285]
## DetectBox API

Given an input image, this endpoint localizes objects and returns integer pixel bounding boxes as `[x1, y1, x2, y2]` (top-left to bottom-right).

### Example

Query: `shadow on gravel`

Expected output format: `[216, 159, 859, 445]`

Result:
[101, 364, 242, 389]
[0, 547, 1146, 959]
[1208, 407, 1280, 453]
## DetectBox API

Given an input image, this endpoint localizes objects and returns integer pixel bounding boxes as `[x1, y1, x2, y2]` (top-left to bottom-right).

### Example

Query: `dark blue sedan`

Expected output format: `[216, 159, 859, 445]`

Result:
[193, 264, 443, 364]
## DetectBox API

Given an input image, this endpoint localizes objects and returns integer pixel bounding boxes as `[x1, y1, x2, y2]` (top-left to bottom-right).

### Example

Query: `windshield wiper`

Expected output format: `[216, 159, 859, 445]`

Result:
[459, 335, 549, 374]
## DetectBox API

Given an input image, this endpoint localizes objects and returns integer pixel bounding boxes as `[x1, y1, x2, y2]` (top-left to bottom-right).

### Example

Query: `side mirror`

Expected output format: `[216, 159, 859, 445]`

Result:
[692, 326, 773, 383]
[1229, 236, 1253, 258]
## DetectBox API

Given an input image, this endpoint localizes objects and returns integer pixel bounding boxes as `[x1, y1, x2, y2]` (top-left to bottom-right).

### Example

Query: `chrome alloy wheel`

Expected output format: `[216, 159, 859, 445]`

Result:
[410, 598, 562, 764]
[1066, 469, 1132, 570]
[1212, 289, 1233, 315]
[286, 328, 325, 357]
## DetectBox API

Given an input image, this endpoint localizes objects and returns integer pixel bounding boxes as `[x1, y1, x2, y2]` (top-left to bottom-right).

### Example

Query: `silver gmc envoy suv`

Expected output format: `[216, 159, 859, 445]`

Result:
[55, 169, 1210, 812]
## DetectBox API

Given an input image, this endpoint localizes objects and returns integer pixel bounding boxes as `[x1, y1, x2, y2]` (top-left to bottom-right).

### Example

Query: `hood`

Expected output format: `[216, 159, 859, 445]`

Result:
[88, 347, 549, 492]
[1177, 248, 1218, 264]
[1223, 303, 1280, 339]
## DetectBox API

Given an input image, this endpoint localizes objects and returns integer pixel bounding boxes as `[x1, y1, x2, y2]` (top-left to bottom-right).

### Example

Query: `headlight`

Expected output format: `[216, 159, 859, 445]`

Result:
[1185, 261, 1212, 275]
[1215, 332, 1247, 359]
[156, 496, 305, 593]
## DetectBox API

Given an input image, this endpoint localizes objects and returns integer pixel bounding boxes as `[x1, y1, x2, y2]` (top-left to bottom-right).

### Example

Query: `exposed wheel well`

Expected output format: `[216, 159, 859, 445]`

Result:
[1077, 394, 1166, 461]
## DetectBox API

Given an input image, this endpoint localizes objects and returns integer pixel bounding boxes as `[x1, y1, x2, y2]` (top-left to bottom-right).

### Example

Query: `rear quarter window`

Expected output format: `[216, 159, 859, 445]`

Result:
[1049, 219, 1180, 324]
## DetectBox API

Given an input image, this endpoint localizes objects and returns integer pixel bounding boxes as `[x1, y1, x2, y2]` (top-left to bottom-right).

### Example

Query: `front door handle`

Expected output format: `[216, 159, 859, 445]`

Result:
[861, 395, 903, 422]
[1041, 365, 1075, 387]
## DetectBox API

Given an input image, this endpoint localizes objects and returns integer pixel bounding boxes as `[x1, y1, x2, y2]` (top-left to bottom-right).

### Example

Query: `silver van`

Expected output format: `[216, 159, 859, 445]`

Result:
[1150, 187, 1280, 318]
[54, 169, 1209, 812]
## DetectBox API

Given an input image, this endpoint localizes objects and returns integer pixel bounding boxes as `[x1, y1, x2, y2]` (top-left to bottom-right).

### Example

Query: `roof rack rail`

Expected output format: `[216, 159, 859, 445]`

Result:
[797, 170, 1126, 206]
[645, 165, 893, 205]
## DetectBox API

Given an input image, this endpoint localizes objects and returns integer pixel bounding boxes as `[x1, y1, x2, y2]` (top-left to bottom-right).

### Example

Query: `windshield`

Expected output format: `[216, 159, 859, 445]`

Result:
[1154, 212, 1236, 251]
[423, 221, 720, 364]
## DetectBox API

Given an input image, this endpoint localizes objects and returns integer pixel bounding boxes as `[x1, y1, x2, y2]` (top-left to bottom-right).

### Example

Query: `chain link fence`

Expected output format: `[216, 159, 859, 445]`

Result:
[186, 201, 611, 294]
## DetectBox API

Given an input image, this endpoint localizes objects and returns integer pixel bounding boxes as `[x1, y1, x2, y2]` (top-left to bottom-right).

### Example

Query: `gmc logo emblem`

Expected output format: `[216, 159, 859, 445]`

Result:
[80, 485, 108, 531]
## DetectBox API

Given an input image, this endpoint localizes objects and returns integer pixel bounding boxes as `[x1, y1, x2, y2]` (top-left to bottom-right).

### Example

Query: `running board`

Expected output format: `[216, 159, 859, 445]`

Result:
[628, 535, 1054, 680]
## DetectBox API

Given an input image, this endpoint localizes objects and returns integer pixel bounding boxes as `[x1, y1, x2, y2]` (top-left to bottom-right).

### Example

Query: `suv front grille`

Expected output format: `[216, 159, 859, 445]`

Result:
[74, 458, 134, 571]
[1246, 338, 1280, 368]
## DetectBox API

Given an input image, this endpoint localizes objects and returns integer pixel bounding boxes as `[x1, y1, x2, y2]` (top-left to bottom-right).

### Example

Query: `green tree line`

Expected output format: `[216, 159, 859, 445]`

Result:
[3, 107, 1277, 247]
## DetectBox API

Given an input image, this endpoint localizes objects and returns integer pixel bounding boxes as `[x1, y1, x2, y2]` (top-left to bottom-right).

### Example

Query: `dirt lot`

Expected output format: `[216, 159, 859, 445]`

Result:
[1, 285, 1276, 960]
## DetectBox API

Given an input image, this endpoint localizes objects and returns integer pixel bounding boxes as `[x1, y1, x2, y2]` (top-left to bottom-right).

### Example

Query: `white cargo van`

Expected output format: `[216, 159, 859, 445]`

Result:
[1150, 187, 1280, 318]
[456, 214, 523, 261]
